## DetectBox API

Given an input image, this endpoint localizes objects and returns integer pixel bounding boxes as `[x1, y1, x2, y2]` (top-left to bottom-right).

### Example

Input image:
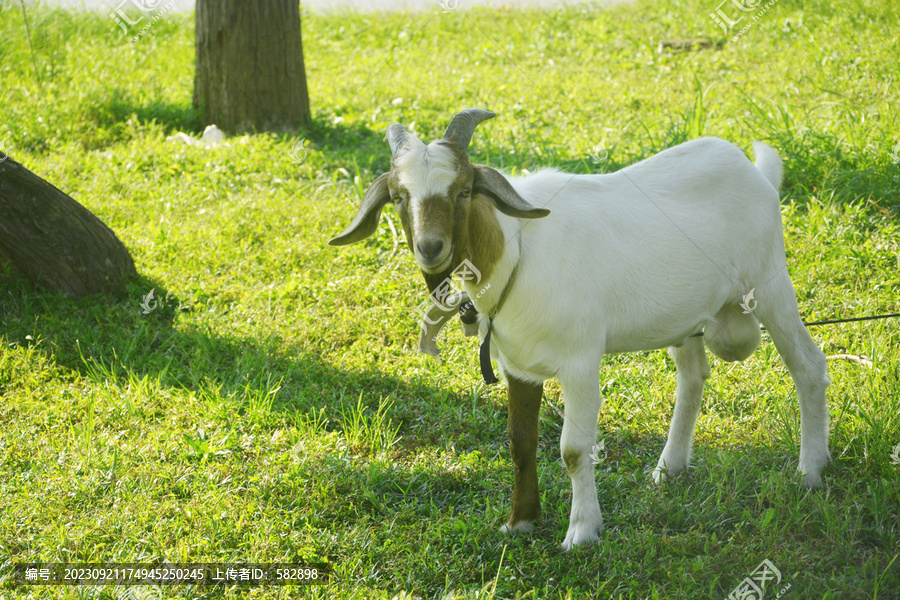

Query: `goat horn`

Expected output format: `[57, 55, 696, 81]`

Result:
[442, 108, 496, 152]
[385, 124, 412, 156]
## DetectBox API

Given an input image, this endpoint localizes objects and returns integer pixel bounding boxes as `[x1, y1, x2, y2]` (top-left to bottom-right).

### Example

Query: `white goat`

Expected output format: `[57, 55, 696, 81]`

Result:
[329, 109, 830, 550]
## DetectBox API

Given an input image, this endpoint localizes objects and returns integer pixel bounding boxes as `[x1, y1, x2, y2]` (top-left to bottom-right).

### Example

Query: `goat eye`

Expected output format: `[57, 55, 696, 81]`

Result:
[459, 189, 471, 199]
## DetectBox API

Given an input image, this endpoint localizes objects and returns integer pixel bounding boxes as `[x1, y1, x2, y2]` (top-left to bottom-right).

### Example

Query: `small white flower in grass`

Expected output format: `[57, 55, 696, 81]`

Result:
[890, 442, 900, 465]
[590, 440, 606, 465]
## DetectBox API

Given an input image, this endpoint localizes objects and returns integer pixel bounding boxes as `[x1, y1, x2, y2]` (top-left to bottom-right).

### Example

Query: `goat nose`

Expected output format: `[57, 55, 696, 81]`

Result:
[417, 239, 445, 260]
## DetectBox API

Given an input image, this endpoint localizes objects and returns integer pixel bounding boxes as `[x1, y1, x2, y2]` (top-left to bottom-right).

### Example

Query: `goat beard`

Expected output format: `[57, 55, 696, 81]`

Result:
[421, 249, 468, 307]
[423, 268, 455, 300]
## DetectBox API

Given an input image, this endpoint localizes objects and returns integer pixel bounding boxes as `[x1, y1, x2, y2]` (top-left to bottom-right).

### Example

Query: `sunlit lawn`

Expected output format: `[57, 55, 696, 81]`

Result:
[0, 0, 898, 597]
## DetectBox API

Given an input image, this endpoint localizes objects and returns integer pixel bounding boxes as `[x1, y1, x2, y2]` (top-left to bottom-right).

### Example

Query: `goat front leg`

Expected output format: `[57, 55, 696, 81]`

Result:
[560, 370, 603, 550]
[500, 375, 543, 535]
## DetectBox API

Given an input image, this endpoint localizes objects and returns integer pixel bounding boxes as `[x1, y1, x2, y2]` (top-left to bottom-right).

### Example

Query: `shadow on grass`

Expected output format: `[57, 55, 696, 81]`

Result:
[82, 89, 203, 138]
[0, 275, 455, 436]
[4, 280, 874, 598]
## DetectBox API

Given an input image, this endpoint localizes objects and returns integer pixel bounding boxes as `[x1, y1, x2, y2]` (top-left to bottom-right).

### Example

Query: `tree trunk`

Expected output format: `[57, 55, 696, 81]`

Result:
[193, 0, 311, 133]
[0, 157, 137, 298]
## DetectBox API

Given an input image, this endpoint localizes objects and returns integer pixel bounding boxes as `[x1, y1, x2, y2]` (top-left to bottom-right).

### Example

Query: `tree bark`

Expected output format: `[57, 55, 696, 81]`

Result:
[193, 0, 311, 133]
[0, 157, 137, 298]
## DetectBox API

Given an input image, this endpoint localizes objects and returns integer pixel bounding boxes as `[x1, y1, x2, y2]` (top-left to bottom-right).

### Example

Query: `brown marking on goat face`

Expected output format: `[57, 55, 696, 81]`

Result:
[417, 194, 455, 241]
[449, 197, 471, 268]
[506, 376, 543, 529]
[419, 193, 471, 297]
[420, 196, 471, 298]
[466, 192, 505, 283]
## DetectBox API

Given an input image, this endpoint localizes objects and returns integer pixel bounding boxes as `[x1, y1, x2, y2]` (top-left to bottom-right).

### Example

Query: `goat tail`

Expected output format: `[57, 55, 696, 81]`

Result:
[751, 142, 783, 191]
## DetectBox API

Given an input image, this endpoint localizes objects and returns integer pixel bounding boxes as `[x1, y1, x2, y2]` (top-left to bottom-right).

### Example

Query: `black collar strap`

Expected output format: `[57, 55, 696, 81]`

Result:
[479, 322, 500, 384]
[478, 259, 520, 385]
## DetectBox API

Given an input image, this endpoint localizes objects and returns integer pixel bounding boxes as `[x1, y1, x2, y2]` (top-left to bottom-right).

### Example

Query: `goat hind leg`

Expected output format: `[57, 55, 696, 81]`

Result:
[653, 335, 710, 484]
[755, 272, 830, 487]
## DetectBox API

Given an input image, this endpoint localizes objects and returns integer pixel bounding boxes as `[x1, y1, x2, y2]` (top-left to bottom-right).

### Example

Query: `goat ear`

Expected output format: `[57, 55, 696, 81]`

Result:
[328, 173, 391, 246]
[472, 165, 550, 219]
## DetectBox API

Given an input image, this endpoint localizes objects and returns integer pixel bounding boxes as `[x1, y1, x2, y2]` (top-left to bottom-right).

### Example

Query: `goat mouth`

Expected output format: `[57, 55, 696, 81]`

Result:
[417, 253, 453, 275]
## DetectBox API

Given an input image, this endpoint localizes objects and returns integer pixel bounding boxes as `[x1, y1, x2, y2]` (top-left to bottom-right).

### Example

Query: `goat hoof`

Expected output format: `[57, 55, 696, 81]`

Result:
[800, 469, 824, 489]
[500, 521, 534, 536]
[798, 450, 829, 488]
[560, 519, 603, 551]
[651, 468, 668, 485]
[652, 459, 686, 484]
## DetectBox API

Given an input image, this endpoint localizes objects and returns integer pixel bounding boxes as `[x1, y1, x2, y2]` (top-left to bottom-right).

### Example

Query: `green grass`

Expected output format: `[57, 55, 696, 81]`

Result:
[1, 0, 899, 598]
